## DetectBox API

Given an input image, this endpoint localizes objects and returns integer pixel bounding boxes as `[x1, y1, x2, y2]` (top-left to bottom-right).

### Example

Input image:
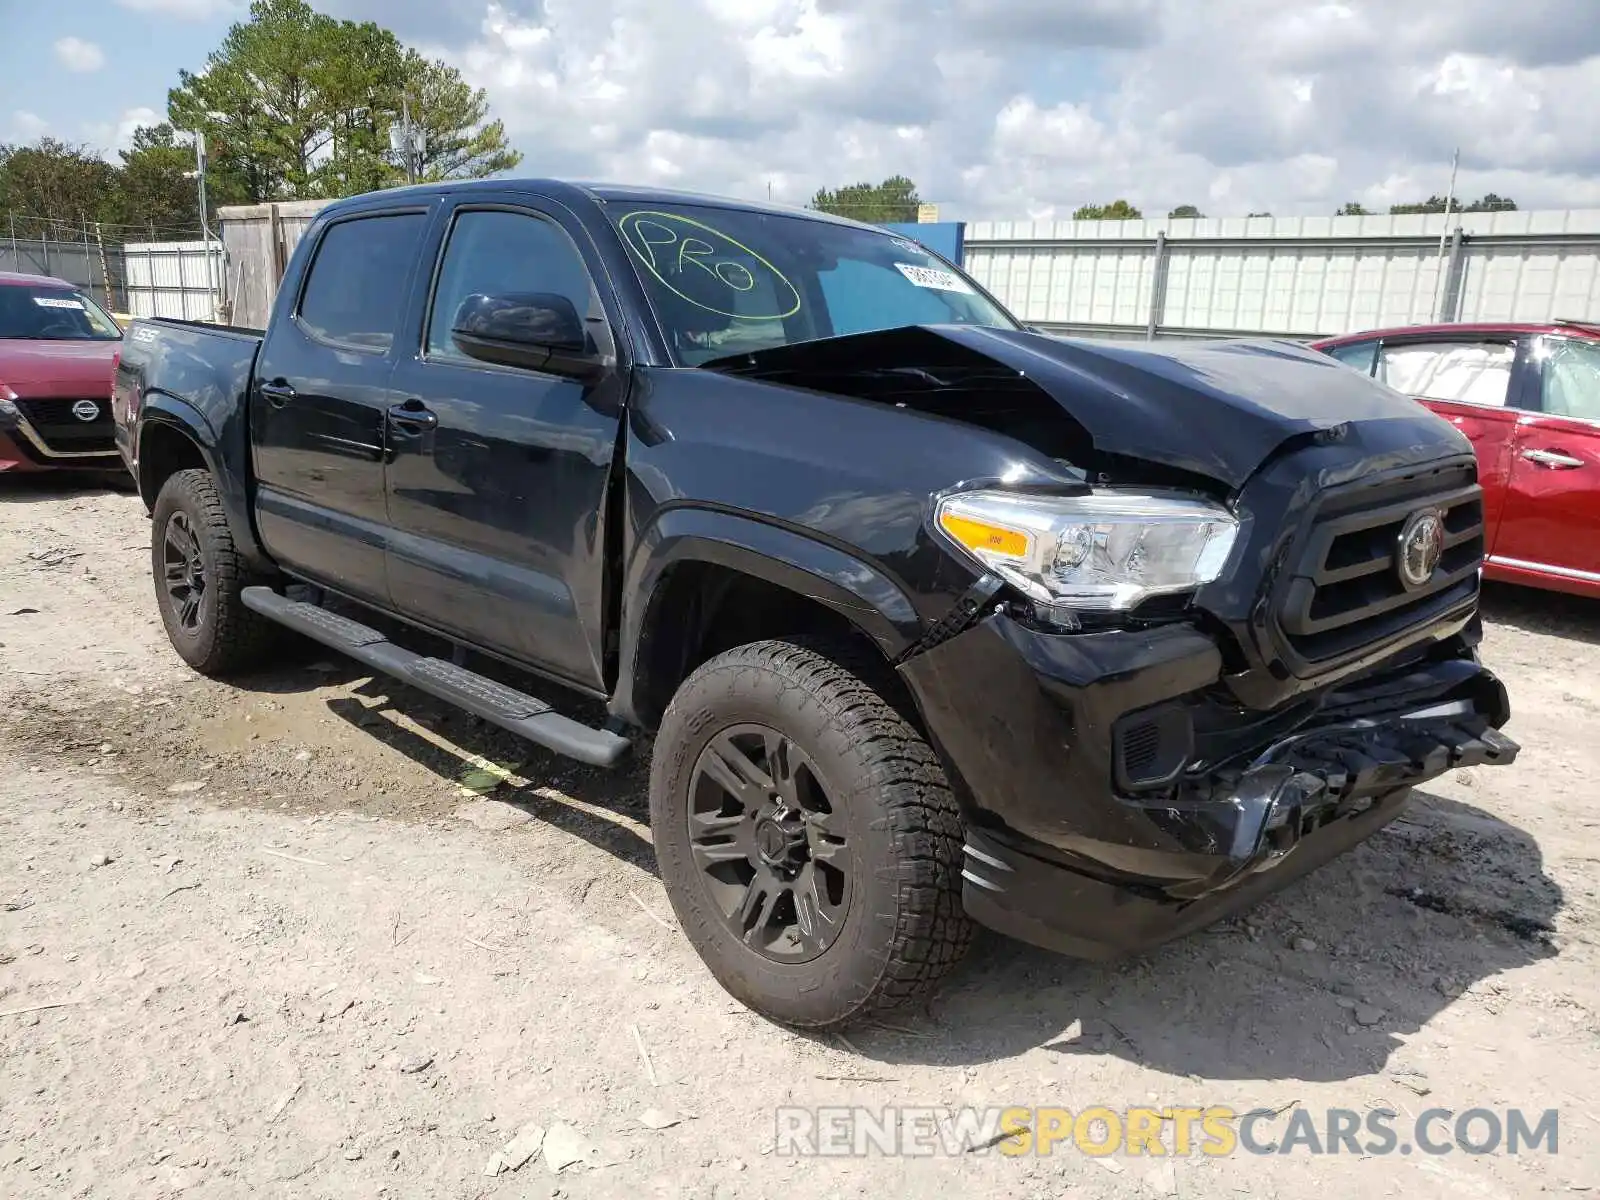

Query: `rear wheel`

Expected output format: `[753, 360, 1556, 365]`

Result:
[650, 637, 974, 1029]
[151, 468, 279, 676]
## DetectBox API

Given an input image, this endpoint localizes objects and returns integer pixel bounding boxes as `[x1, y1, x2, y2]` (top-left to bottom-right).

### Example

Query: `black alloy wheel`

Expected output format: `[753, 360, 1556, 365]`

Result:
[150, 468, 281, 675]
[649, 637, 975, 1029]
[161, 510, 208, 634]
[687, 724, 851, 962]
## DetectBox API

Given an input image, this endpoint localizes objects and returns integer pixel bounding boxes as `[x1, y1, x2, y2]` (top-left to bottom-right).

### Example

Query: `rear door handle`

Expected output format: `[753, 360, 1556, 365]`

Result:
[259, 379, 296, 407]
[387, 401, 438, 431]
[1521, 448, 1584, 469]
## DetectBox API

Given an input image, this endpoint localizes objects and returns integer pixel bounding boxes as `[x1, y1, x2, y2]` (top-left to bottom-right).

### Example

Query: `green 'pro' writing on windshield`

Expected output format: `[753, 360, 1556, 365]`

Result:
[617, 210, 801, 321]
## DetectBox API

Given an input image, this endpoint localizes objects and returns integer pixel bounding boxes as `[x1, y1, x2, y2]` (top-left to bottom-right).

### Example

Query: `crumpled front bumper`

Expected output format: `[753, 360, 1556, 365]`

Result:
[897, 610, 1520, 959]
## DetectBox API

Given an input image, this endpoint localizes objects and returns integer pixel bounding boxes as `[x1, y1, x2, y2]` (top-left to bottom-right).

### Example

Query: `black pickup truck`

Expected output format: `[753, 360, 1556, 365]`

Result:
[114, 180, 1519, 1029]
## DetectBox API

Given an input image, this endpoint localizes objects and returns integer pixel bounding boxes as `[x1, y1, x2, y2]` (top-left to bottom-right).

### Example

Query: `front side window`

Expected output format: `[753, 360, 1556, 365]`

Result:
[297, 212, 426, 353]
[426, 209, 596, 361]
[1539, 337, 1600, 422]
[0, 285, 120, 340]
[609, 203, 1017, 366]
[1377, 340, 1515, 407]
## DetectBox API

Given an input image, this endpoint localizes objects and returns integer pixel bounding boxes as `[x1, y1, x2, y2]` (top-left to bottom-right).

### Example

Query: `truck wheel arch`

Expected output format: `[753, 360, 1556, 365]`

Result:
[136, 399, 274, 577]
[137, 415, 209, 509]
[617, 508, 925, 729]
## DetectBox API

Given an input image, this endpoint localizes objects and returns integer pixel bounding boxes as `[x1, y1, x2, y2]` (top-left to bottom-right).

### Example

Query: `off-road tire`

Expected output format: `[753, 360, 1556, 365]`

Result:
[650, 637, 975, 1029]
[151, 468, 279, 676]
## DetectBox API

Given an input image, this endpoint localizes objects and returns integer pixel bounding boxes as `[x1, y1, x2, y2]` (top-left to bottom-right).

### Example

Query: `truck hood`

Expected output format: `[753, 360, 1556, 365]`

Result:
[0, 338, 119, 394]
[701, 325, 1448, 490]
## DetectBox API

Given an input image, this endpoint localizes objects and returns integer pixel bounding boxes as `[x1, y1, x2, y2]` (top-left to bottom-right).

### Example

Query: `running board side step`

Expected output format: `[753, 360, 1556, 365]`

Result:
[241, 587, 631, 768]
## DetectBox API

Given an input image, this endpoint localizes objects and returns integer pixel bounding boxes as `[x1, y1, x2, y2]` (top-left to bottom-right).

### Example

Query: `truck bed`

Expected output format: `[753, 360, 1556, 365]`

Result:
[132, 316, 266, 341]
[115, 318, 266, 493]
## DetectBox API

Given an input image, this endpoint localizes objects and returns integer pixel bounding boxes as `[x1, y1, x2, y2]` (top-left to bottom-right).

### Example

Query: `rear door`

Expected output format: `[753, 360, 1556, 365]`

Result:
[1494, 334, 1600, 589]
[1373, 335, 1526, 553]
[381, 197, 627, 692]
[251, 207, 430, 606]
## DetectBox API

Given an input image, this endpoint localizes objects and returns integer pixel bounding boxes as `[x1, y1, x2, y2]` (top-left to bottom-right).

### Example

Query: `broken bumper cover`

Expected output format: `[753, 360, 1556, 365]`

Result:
[897, 612, 1519, 959]
[960, 715, 1517, 959]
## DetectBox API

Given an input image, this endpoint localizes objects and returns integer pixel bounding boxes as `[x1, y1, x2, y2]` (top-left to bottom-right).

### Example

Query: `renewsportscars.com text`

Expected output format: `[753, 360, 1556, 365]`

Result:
[774, 1105, 1560, 1159]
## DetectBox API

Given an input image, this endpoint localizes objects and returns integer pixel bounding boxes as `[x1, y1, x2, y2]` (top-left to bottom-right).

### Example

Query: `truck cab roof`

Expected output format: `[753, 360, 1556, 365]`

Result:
[317, 178, 876, 230]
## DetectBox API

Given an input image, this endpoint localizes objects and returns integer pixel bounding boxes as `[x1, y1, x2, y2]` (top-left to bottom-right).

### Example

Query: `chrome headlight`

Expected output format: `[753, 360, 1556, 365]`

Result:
[935, 488, 1240, 614]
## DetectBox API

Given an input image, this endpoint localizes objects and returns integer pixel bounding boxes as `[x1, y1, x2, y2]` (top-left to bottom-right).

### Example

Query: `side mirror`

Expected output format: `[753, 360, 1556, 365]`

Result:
[450, 291, 610, 382]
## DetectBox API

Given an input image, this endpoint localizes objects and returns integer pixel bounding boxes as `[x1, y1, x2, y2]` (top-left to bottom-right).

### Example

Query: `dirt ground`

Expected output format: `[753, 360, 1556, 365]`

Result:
[2, 474, 1599, 1199]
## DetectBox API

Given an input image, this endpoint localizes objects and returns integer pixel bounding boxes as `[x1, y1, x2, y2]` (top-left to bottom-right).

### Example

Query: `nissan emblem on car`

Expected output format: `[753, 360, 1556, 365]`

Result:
[71, 400, 100, 422]
[1397, 507, 1446, 590]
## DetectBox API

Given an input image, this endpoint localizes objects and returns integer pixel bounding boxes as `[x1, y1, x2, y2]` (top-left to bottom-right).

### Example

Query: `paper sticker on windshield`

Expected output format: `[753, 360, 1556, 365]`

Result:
[33, 296, 85, 310]
[894, 263, 974, 294]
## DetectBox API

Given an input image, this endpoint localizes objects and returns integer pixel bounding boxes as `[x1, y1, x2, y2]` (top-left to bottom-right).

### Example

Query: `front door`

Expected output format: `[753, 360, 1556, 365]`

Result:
[1373, 335, 1525, 553]
[1495, 334, 1600, 588]
[383, 201, 626, 693]
[251, 209, 430, 605]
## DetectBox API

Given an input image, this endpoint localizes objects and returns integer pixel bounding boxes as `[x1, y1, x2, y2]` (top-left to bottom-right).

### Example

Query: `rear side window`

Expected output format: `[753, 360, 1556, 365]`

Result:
[1324, 340, 1377, 375]
[1377, 340, 1515, 407]
[1540, 337, 1600, 422]
[298, 213, 426, 353]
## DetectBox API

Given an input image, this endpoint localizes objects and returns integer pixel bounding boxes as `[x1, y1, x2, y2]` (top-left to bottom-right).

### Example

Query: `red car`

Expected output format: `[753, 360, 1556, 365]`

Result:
[0, 271, 124, 474]
[1313, 320, 1600, 599]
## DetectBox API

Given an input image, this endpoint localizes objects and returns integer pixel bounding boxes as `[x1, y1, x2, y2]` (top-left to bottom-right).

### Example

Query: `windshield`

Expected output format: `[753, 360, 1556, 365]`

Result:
[609, 202, 1018, 366]
[0, 285, 122, 341]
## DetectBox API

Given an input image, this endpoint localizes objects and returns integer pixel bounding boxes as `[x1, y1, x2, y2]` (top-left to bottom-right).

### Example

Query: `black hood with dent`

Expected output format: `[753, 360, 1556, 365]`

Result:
[701, 325, 1461, 490]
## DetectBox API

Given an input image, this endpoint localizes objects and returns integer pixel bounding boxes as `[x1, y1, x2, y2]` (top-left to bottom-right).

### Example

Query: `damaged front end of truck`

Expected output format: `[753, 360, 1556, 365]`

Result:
[705, 324, 1522, 957]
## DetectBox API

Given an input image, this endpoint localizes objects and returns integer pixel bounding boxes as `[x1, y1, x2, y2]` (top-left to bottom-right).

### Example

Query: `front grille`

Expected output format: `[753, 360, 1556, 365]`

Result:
[1276, 460, 1483, 667]
[13, 397, 116, 455]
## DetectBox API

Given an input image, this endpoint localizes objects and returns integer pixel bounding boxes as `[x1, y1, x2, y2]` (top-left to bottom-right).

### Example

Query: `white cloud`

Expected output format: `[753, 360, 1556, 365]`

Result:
[7, 111, 51, 142]
[415, 0, 1600, 218]
[113, 0, 241, 17]
[54, 37, 107, 74]
[85, 107, 164, 157]
[83, 0, 1587, 220]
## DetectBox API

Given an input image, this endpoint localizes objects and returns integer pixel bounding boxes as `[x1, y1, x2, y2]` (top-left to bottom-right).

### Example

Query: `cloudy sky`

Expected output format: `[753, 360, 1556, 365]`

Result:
[3, 0, 1599, 220]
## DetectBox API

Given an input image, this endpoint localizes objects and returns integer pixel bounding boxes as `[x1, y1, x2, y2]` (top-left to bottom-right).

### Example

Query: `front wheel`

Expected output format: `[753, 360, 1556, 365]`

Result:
[649, 638, 974, 1029]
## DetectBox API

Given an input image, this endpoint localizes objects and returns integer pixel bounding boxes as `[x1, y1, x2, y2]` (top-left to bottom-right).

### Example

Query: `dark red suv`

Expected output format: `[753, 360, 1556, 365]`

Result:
[0, 271, 124, 474]
[1314, 320, 1600, 599]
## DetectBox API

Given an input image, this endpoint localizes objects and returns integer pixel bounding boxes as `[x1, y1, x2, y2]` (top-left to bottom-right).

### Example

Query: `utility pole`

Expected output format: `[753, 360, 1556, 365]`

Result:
[399, 96, 418, 185]
[1430, 147, 1460, 323]
[80, 214, 93, 304]
[195, 130, 221, 322]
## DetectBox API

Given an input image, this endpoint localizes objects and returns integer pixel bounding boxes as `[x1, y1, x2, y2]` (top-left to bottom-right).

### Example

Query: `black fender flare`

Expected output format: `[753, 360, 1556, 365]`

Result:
[136, 394, 273, 575]
[613, 505, 924, 726]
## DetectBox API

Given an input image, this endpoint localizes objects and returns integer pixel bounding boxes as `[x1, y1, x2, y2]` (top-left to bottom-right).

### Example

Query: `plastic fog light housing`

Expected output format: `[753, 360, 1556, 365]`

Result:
[935, 489, 1240, 614]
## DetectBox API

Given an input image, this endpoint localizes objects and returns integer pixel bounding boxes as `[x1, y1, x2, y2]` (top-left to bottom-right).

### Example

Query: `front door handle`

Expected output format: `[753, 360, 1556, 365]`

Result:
[387, 400, 438, 431]
[1521, 447, 1584, 469]
[259, 379, 296, 407]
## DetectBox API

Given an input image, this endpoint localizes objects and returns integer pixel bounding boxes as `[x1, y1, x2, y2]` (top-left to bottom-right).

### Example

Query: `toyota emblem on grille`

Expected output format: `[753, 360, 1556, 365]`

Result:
[1396, 507, 1445, 591]
[71, 400, 100, 422]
